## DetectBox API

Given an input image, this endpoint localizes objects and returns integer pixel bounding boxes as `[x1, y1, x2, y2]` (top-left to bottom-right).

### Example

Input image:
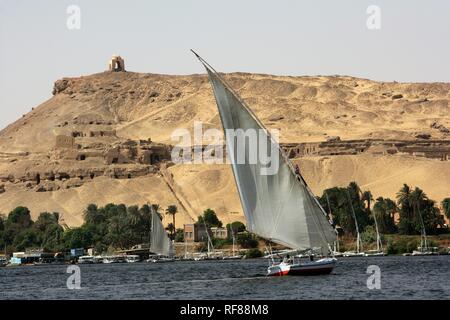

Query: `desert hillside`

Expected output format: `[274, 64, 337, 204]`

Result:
[0, 71, 449, 227]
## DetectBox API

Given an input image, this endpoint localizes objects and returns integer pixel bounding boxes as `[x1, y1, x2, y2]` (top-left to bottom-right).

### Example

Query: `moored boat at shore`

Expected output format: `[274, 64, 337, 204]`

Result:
[78, 255, 95, 264]
[364, 250, 386, 257]
[126, 255, 141, 263]
[342, 251, 365, 257]
[147, 255, 175, 263]
[102, 255, 127, 264]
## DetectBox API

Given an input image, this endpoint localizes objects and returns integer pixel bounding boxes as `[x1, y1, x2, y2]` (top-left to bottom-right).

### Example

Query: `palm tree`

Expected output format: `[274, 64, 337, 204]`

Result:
[410, 187, 428, 206]
[396, 184, 414, 234]
[384, 198, 397, 221]
[127, 205, 141, 227]
[166, 223, 175, 240]
[410, 187, 428, 223]
[165, 205, 178, 239]
[396, 184, 412, 209]
[109, 214, 127, 249]
[442, 198, 450, 220]
[361, 190, 373, 216]
[52, 212, 60, 224]
[348, 182, 361, 204]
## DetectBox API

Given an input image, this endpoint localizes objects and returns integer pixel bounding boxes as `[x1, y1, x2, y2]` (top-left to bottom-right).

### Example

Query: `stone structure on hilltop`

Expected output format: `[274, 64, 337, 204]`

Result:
[108, 55, 125, 72]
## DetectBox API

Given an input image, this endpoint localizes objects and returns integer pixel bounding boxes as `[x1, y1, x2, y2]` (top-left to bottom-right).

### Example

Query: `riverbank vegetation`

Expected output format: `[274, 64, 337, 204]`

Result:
[0, 182, 448, 255]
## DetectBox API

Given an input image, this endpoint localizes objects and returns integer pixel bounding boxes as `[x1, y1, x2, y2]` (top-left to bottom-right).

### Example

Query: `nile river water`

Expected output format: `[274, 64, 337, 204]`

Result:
[1, 255, 449, 299]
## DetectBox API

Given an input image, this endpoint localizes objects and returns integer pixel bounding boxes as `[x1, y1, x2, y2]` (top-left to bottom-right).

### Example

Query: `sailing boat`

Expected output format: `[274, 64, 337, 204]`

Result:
[411, 203, 434, 256]
[146, 207, 175, 263]
[223, 226, 242, 260]
[193, 51, 337, 276]
[182, 237, 194, 261]
[342, 190, 365, 257]
[325, 192, 343, 257]
[195, 219, 224, 260]
[364, 207, 385, 256]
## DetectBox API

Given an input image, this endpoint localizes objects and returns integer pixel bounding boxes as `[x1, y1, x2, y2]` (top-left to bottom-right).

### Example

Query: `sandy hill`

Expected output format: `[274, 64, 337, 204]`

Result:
[0, 71, 449, 227]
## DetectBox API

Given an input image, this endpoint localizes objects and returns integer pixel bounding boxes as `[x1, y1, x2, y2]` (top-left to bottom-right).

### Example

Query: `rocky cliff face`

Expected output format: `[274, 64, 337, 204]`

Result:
[0, 71, 448, 226]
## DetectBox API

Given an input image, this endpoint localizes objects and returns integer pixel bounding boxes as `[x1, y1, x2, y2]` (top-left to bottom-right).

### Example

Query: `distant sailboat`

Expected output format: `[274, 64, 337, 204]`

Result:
[343, 190, 365, 257]
[364, 206, 385, 256]
[193, 51, 337, 276]
[147, 207, 175, 263]
[223, 225, 242, 260]
[411, 203, 435, 256]
[325, 192, 343, 257]
[182, 237, 193, 261]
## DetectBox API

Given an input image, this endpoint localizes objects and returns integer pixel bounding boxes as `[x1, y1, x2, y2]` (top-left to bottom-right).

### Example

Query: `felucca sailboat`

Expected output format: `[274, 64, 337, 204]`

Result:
[147, 207, 175, 263]
[411, 204, 434, 256]
[223, 225, 242, 260]
[364, 207, 385, 256]
[342, 190, 365, 257]
[193, 51, 338, 276]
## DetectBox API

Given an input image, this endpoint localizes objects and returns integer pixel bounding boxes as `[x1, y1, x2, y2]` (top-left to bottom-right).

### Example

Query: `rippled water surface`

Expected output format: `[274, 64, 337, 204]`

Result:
[1, 256, 449, 299]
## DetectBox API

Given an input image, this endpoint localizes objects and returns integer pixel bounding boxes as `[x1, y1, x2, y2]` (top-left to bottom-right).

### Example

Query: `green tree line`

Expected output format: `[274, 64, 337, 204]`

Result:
[0, 183, 448, 255]
[318, 182, 448, 237]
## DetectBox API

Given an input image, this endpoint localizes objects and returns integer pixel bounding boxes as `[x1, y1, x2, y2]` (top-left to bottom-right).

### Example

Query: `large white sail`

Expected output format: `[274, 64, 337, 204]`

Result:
[150, 208, 173, 257]
[195, 52, 336, 255]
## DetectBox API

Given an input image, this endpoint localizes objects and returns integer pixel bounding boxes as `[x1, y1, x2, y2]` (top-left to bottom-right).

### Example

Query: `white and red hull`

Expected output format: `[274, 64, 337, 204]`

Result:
[267, 258, 336, 276]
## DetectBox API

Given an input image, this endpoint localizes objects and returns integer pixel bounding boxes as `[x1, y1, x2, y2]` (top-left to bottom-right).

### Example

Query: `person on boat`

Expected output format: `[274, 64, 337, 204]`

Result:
[309, 255, 314, 262]
[283, 255, 293, 264]
[294, 164, 300, 176]
[294, 164, 309, 186]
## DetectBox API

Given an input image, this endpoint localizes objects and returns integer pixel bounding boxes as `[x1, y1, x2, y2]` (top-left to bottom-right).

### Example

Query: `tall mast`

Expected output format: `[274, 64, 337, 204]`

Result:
[149, 206, 153, 257]
[202, 218, 214, 255]
[231, 225, 236, 256]
[325, 192, 339, 252]
[372, 209, 382, 252]
[416, 203, 428, 252]
[347, 190, 362, 253]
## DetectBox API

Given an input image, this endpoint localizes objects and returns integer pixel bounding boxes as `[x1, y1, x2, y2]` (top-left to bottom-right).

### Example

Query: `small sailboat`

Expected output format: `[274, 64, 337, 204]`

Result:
[223, 227, 242, 260]
[325, 193, 343, 257]
[411, 204, 435, 256]
[364, 207, 385, 256]
[343, 190, 365, 257]
[193, 51, 338, 276]
[195, 218, 224, 260]
[146, 207, 175, 263]
[181, 238, 194, 261]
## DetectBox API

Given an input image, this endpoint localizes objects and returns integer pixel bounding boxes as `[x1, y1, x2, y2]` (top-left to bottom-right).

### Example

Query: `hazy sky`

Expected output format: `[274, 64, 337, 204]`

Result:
[1, 0, 449, 129]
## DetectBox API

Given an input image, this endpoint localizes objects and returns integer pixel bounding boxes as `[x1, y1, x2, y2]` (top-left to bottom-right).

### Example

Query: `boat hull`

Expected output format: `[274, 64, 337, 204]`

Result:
[364, 252, 385, 257]
[342, 251, 365, 257]
[147, 258, 175, 263]
[411, 251, 438, 256]
[267, 258, 336, 277]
